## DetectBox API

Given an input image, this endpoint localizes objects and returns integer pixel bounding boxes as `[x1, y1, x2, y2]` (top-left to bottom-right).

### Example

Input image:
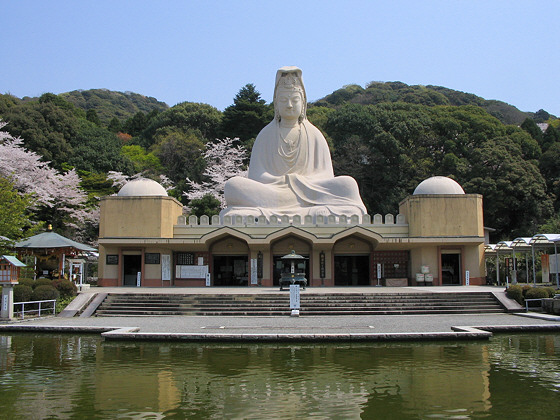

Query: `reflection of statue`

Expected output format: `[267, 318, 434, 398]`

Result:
[221, 66, 367, 219]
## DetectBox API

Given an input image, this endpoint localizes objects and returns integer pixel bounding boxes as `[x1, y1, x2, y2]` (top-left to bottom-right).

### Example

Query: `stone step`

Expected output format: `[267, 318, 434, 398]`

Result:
[105, 298, 497, 306]
[96, 306, 503, 316]
[98, 303, 501, 312]
[94, 291, 506, 317]
[102, 292, 494, 298]
[102, 298, 498, 307]
[102, 295, 496, 303]
[184, 303, 499, 310]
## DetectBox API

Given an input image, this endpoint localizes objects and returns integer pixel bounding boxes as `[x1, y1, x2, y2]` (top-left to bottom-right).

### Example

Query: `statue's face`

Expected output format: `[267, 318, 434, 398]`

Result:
[276, 89, 303, 121]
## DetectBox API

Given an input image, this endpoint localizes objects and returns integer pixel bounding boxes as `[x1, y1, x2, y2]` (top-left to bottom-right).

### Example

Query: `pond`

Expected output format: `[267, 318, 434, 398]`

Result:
[0, 333, 559, 419]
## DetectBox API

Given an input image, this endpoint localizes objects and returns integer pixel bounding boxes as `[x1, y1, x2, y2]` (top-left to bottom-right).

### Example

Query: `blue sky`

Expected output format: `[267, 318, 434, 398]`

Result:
[3, 1, 559, 116]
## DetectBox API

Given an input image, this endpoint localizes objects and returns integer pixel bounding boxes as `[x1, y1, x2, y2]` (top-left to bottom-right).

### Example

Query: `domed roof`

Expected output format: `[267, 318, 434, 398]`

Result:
[117, 178, 168, 197]
[413, 176, 465, 195]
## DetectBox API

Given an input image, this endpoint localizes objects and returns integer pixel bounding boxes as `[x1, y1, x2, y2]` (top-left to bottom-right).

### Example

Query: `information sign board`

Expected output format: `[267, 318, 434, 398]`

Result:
[176, 265, 209, 279]
[250, 259, 258, 285]
[290, 284, 300, 309]
[161, 255, 171, 281]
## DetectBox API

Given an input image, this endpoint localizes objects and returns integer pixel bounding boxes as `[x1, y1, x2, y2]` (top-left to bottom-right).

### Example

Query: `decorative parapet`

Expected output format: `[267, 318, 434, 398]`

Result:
[176, 213, 407, 227]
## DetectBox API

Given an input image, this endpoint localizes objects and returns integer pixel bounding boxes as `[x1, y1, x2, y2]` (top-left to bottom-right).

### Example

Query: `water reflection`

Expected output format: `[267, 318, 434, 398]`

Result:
[0, 333, 558, 419]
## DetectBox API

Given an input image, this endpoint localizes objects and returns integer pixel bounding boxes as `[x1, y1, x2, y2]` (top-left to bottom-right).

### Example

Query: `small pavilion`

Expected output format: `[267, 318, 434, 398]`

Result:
[14, 227, 96, 281]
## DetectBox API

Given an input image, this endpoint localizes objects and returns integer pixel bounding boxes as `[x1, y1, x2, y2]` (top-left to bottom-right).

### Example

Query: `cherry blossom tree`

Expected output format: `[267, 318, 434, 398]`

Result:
[106, 171, 133, 190]
[185, 137, 248, 208]
[107, 171, 174, 192]
[0, 120, 96, 240]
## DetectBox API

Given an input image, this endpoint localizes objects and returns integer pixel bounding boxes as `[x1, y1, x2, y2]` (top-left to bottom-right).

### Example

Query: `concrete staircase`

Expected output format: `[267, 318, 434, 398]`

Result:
[93, 292, 506, 316]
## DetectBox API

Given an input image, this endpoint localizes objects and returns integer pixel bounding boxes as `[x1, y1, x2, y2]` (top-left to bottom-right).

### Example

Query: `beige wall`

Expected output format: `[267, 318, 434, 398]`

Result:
[99, 196, 183, 238]
[97, 194, 487, 287]
[98, 245, 118, 281]
[333, 237, 372, 254]
[409, 246, 439, 278]
[463, 244, 486, 283]
[399, 194, 483, 237]
[211, 237, 249, 254]
[271, 237, 311, 256]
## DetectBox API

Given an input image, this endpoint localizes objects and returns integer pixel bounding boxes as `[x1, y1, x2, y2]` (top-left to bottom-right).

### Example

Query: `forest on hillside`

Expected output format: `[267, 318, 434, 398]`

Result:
[0, 81, 559, 246]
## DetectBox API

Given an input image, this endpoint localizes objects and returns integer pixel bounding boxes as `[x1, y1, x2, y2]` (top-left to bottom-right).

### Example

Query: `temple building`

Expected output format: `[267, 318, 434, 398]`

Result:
[98, 67, 486, 288]
[97, 175, 485, 288]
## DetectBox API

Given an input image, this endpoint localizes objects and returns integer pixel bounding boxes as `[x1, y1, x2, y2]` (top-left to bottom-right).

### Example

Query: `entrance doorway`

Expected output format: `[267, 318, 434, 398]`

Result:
[334, 255, 370, 286]
[123, 255, 141, 286]
[441, 253, 461, 285]
[213, 256, 248, 286]
[273, 255, 309, 286]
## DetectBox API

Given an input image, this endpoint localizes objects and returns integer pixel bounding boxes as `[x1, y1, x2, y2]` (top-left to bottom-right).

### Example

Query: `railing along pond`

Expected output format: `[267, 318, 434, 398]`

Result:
[13, 299, 56, 319]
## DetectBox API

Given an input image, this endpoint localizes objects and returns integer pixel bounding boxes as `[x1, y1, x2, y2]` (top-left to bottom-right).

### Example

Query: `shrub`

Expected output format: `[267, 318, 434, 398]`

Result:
[52, 279, 77, 299]
[18, 278, 35, 288]
[506, 284, 523, 305]
[536, 270, 542, 282]
[13, 284, 33, 302]
[56, 296, 76, 313]
[544, 287, 558, 298]
[35, 278, 53, 289]
[525, 287, 550, 300]
[522, 285, 532, 297]
[31, 285, 59, 301]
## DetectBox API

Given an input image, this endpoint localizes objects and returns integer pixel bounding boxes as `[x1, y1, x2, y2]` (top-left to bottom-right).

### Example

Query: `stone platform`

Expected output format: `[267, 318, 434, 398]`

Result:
[1, 286, 559, 342]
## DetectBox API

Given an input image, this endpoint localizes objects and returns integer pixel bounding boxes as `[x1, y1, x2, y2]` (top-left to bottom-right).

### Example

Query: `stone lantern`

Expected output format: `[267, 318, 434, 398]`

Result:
[279, 250, 307, 290]
[0, 255, 26, 320]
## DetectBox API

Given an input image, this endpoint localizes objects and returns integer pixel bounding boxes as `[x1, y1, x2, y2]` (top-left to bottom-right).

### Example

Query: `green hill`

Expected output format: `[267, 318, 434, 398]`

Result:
[60, 89, 169, 124]
[313, 82, 545, 125]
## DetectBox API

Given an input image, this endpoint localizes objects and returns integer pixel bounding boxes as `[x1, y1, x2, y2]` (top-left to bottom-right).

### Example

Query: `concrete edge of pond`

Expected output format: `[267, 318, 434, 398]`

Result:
[2, 323, 560, 342]
[98, 330, 494, 342]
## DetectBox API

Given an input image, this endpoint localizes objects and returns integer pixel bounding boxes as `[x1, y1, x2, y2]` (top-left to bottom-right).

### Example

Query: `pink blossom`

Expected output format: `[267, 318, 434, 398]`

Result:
[185, 137, 247, 208]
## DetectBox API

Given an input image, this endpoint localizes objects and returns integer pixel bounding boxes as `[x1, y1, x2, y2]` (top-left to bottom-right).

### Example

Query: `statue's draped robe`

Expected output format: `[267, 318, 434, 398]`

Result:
[222, 119, 367, 218]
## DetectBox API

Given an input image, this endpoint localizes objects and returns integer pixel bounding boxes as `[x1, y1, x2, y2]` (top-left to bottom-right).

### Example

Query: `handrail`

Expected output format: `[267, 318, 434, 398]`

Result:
[525, 298, 544, 312]
[13, 299, 57, 319]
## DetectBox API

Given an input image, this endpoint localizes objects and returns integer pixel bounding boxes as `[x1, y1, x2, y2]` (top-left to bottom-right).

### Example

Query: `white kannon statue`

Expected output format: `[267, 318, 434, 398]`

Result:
[220, 66, 367, 219]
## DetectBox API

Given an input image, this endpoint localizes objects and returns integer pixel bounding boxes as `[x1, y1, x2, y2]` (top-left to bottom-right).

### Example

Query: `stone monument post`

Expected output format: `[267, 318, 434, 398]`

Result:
[1, 285, 16, 320]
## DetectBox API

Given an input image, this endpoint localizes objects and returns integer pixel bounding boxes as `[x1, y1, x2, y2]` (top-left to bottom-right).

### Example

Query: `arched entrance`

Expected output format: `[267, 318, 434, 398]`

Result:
[271, 235, 311, 287]
[210, 236, 249, 286]
[333, 236, 372, 286]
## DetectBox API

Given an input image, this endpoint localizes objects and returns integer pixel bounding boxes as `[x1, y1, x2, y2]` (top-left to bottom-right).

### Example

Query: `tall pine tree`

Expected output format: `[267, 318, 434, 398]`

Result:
[219, 84, 272, 147]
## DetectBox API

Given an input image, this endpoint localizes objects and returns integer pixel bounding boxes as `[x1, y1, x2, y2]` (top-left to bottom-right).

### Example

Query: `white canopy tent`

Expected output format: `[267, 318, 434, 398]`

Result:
[487, 233, 560, 287]
[494, 241, 513, 285]
[509, 237, 533, 284]
[529, 234, 560, 287]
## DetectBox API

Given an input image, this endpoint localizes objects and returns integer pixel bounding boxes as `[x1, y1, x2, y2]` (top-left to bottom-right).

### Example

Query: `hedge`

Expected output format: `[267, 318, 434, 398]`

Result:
[31, 285, 60, 301]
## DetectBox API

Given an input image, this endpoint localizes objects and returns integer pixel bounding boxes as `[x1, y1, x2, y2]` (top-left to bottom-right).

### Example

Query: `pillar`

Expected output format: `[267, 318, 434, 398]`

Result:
[1, 285, 15, 320]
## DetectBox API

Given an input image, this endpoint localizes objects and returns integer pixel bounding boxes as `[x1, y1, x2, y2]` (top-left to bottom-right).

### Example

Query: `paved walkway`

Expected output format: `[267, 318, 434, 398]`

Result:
[1, 286, 559, 342]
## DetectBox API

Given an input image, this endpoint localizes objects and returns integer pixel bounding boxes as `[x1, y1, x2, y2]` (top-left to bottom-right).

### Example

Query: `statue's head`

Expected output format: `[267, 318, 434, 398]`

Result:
[274, 66, 307, 123]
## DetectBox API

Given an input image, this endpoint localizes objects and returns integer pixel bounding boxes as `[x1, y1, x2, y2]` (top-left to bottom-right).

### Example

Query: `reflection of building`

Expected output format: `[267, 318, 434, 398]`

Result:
[91, 341, 492, 417]
[6, 334, 560, 418]
[98, 176, 485, 287]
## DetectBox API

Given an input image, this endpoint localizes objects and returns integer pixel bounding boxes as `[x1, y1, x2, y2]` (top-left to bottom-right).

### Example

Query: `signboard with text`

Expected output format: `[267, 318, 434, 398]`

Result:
[290, 284, 300, 309]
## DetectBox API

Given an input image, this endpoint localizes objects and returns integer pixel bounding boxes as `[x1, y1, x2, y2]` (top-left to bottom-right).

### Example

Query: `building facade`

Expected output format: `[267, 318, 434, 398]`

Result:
[97, 177, 486, 288]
